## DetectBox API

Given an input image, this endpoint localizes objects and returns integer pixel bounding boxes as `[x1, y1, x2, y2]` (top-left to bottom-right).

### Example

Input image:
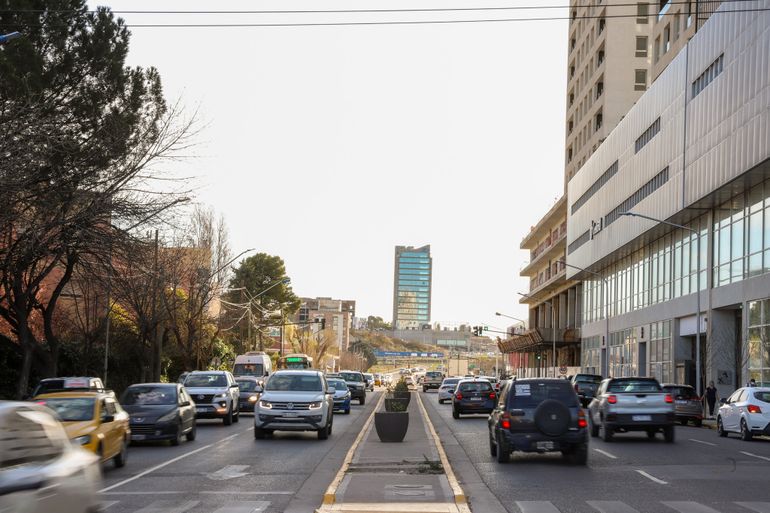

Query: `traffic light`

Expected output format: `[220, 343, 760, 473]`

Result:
[472, 326, 481, 336]
[535, 352, 541, 360]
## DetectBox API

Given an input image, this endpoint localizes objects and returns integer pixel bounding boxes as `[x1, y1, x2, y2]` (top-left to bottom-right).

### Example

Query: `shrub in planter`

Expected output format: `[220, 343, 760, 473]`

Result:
[393, 378, 411, 404]
[375, 399, 409, 442]
[384, 397, 409, 412]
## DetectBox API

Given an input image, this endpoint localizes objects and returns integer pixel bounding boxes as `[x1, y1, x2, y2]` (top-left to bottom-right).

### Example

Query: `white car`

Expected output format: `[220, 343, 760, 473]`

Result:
[717, 386, 770, 440]
[438, 377, 462, 404]
[0, 402, 102, 513]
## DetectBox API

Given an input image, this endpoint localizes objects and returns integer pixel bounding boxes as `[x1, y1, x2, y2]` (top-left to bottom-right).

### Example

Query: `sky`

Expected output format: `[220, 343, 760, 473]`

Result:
[102, 0, 568, 331]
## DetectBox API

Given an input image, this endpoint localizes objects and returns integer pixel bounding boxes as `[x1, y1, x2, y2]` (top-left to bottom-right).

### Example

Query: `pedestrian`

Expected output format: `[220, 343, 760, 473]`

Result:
[705, 381, 718, 418]
[748, 378, 757, 387]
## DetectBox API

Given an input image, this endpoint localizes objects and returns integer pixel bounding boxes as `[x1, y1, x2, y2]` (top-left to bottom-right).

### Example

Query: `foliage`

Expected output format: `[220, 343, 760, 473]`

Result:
[288, 326, 338, 370]
[385, 398, 408, 412]
[366, 316, 392, 330]
[349, 339, 377, 370]
[394, 378, 410, 393]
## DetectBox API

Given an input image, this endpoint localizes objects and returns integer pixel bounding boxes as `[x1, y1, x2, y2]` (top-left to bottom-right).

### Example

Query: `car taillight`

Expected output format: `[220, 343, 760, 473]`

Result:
[501, 419, 511, 429]
[607, 395, 617, 404]
[489, 392, 496, 400]
[455, 393, 463, 400]
[664, 394, 674, 404]
[577, 410, 587, 428]
[748, 404, 762, 414]
[575, 384, 580, 392]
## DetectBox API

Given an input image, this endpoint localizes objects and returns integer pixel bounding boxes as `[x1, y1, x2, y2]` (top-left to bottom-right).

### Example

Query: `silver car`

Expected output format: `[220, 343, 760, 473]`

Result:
[184, 370, 241, 425]
[254, 370, 334, 440]
[438, 377, 462, 404]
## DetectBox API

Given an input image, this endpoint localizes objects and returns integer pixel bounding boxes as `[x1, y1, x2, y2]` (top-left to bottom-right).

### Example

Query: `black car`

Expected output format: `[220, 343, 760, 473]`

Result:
[571, 373, 603, 407]
[452, 379, 496, 418]
[236, 377, 262, 413]
[339, 370, 366, 405]
[488, 378, 588, 465]
[121, 383, 197, 445]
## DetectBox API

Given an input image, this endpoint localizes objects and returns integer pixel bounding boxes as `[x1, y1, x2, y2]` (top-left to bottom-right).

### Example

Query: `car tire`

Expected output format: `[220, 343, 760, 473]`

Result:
[489, 431, 497, 457]
[647, 429, 656, 439]
[360, 396, 366, 406]
[601, 419, 613, 442]
[344, 408, 351, 415]
[571, 443, 588, 465]
[233, 404, 240, 423]
[717, 416, 728, 437]
[223, 406, 233, 426]
[113, 438, 128, 468]
[740, 419, 753, 441]
[589, 415, 599, 438]
[186, 422, 197, 442]
[254, 427, 266, 440]
[438, 399, 444, 404]
[495, 431, 510, 463]
[664, 425, 675, 443]
[452, 408, 460, 419]
[318, 421, 330, 440]
[171, 423, 183, 446]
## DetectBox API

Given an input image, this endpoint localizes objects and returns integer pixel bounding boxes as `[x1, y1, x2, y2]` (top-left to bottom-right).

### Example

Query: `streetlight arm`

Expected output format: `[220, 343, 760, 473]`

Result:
[619, 211, 695, 233]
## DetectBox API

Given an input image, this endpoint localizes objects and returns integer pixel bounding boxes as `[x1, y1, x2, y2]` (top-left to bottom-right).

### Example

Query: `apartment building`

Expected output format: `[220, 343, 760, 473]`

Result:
[295, 297, 356, 351]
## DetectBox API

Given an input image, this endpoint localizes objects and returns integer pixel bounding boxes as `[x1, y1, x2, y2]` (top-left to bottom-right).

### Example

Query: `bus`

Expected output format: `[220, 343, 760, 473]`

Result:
[278, 353, 314, 369]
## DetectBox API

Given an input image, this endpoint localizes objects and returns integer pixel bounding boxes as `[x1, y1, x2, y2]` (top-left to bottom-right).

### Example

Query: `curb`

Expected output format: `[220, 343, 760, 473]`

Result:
[415, 392, 471, 511]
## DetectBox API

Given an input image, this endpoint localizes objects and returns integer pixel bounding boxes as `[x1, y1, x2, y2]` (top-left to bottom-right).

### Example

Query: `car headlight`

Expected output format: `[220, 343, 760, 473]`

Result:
[158, 411, 179, 423]
[259, 400, 273, 409]
[248, 395, 258, 402]
[309, 401, 323, 409]
[214, 393, 228, 399]
[345, 392, 351, 399]
[73, 435, 91, 446]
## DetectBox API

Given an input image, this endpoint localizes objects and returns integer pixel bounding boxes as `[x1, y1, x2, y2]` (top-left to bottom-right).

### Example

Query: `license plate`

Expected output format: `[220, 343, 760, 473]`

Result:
[283, 412, 299, 418]
[132, 434, 146, 441]
[196, 407, 206, 413]
[632, 415, 652, 421]
[676, 400, 687, 405]
[536, 441, 555, 450]
[470, 397, 482, 401]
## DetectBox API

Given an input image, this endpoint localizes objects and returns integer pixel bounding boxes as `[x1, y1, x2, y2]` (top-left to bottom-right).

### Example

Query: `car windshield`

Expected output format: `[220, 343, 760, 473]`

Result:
[511, 382, 578, 408]
[340, 372, 363, 382]
[664, 386, 697, 399]
[121, 386, 177, 405]
[442, 378, 460, 386]
[266, 374, 322, 392]
[427, 372, 442, 378]
[754, 391, 770, 403]
[576, 375, 602, 384]
[185, 374, 227, 387]
[608, 379, 661, 393]
[233, 363, 264, 377]
[459, 382, 492, 392]
[237, 380, 258, 392]
[38, 397, 96, 421]
[328, 379, 347, 391]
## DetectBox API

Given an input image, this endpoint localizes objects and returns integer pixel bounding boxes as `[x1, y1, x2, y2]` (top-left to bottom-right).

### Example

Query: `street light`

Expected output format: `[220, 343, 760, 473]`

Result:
[495, 312, 527, 324]
[518, 292, 556, 378]
[0, 32, 21, 44]
[620, 211, 702, 394]
[556, 260, 610, 378]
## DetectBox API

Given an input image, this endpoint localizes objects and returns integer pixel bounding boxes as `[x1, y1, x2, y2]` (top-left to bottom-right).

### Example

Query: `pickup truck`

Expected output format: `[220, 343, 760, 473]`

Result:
[571, 373, 603, 407]
[423, 371, 445, 392]
[587, 377, 675, 442]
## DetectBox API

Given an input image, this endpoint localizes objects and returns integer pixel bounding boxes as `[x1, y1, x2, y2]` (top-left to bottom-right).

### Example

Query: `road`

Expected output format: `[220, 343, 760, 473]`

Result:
[99, 391, 380, 513]
[420, 389, 770, 513]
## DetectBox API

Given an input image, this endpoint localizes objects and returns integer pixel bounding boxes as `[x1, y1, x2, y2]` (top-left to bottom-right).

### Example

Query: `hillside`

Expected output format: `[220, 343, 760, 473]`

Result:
[351, 329, 436, 353]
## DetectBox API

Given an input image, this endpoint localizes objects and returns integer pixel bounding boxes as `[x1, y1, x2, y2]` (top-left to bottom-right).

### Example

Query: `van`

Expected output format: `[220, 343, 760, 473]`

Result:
[232, 351, 272, 378]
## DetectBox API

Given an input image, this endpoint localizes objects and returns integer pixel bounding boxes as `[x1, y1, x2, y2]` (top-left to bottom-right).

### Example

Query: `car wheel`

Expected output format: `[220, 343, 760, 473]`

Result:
[254, 427, 266, 440]
[171, 423, 183, 446]
[186, 422, 197, 442]
[717, 416, 728, 437]
[438, 399, 444, 404]
[233, 404, 240, 423]
[360, 396, 366, 406]
[489, 431, 497, 457]
[647, 429, 656, 439]
[318, 421, 330, 440]
[223, 406, 233, 426]
[571, 443, 588, 465]
[452, 408, 460, 419]
[601, 419, 613, 442]
[740, 419, 753, 441]
[495, 431, 510, 463]
[589, 415, 599, 438]
[344, 408, 351, 415]
[664, 425, 675, 443]
[113, 438, 128, 468]
[423, 387, 427, 393]
[693, 418, 703, 427]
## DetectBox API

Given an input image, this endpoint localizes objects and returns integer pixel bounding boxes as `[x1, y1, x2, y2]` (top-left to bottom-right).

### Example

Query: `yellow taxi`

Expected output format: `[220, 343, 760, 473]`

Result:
[35, 391, 131, 467]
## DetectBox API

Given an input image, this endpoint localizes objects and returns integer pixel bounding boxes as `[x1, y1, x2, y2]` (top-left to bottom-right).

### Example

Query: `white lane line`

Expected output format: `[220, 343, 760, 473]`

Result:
[635, 470, 668, 485]
[661, 501, 722, 513]
[101, 501, 119, 509]
[200, 491, 295, 495]
[101, 491, 183, 495]
[593, 448, 618, 459]
[735, 502, 770, 513]
[587, 501, 641, 513]
[741, 451, 770, 462]
[212, 501, 270, 513]
[516, 501, 561, 513]
[689, 438, 717, 447]
[134, 500, 199, 513]
[101, 491, 294, 496]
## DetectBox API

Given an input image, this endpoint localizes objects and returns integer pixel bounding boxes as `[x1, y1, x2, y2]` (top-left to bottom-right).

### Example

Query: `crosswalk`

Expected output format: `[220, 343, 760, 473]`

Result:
[102, 500, 271, 513]
[514, 501, 770, 513]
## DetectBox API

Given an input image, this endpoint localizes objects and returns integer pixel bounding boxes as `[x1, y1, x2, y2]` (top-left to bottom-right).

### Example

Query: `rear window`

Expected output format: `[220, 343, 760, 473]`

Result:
[340, 372, 364, 382]
[755, 391, 770, 403]
[459, 381, 492, 392]
[663, 386, 697, 399]
[442, 378, 460, 386]
[608, 379, 661, 393]
[427, 372, 443, 378]
[576, 375, 602, 384]
[509, 381, 578, 408]
[236, 380, 258, 392]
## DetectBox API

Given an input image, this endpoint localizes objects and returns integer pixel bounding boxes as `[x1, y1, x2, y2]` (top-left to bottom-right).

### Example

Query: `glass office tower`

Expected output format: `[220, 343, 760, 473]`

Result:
[392, 245, 432, 330]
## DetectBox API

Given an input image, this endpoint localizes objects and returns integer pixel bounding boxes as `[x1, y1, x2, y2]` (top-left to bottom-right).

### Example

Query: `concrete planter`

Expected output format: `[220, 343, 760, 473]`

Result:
[393, 391, 411, 406]
[374, 411, 409, 442]
[384, 397, 408, 412]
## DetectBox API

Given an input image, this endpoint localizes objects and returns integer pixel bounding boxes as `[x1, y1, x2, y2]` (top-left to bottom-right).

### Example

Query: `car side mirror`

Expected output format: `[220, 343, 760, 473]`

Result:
[719, 398, 727, 404]
[231, 384, 239, 388]
[180, 401, 191, 407]
[326, 387, 335, 394]
[102, 415, 115, 423]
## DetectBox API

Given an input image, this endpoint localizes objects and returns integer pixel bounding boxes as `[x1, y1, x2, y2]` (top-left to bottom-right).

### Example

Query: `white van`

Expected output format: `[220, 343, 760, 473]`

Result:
[233, 351, 272, 378]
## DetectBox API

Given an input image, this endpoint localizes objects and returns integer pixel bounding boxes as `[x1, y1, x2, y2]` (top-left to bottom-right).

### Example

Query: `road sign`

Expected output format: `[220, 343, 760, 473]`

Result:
[559, 365, 568, 375]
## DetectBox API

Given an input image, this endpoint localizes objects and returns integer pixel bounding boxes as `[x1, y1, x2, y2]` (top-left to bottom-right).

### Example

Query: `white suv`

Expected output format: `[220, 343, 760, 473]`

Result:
[184, 371, 240, 425]
[717, 386, 770, 440]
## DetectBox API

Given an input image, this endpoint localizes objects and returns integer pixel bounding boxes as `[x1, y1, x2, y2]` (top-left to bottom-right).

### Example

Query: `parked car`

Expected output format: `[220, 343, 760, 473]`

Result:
[363, 373, 375, 392]
[452, 378, 496, 418]
[423, 371, 445, 392]
[0, 402, 102, 513]
[488, 378, 588, 464]
[184, 370, 240, 425]
[121, 383, 196, 445]
[35, 390, 130, 467]
[717, 386, 770, 440]
[236, 377, 263, 413]
[588, 377, 675, 442]
[253, 370, 334, 439]
[339, 370, 367, 405]
[438, 377, 462, 404]
[571, 373, 603, 407]
[662, 383, 703, 426]
[31, 377, 108, 398]
[327, 377, 352, 414]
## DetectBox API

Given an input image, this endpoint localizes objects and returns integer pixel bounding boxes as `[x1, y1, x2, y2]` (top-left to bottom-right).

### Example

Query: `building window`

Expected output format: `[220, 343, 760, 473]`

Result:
[634, 117, 661, 153]
[654, 36, 661, 63]
[658, 0, 672, 21]
[570, 65, 575, 78]
[568, 120, 574, 133]
[595, 111, 603, 131]
[571, 160, 619, 215]
[569, 92, 575, 106]
[567, 146, 573, 162]
[609, 329, 638, 378]
[598, 18, 606, 33]
[571, 38, 576, 51]
[687, 1, 693, 27]
[598, 49, 605, 67]
[635, 69, 648, 91]
[636, 36, 648, 57]
[673, 14, 680, 40]
[596, 81, 604, 99]
[747, 299, 770, 385]
[664, 25, 671, 53]
[637, 2, 649, 23]
[649, 321, 673, 383]
[605, 167, 669, 228]
[582, 336, 602, 374]
[692, 54, 724, 99]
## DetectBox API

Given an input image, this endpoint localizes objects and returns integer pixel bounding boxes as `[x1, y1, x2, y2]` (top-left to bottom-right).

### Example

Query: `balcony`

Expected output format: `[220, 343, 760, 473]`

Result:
[521, 227, 567, 276]
[521, 264, 567, 303]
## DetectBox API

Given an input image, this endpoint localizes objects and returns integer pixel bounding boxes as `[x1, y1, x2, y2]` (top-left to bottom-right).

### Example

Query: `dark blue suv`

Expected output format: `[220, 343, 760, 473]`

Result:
[488, 378, 588, 465]
[452, 378, 496, 418]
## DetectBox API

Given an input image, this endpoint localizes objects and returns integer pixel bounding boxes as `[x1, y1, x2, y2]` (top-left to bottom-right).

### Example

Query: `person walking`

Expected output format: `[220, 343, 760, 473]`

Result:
[705, 381, 718, 419]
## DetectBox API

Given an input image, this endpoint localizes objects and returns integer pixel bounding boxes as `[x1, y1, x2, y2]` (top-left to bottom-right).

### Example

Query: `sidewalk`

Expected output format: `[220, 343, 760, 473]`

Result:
[317, 393, 469, 513]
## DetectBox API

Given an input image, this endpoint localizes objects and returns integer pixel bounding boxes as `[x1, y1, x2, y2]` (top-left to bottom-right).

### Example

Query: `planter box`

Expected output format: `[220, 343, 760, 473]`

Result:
[375, 411, 409, 442]
[384, 397, 408, 412]
[393, 391, 411, 406]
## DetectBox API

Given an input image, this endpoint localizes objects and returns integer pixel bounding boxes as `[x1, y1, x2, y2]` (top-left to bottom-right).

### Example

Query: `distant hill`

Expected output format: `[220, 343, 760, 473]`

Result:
[351, 329, 435, 353]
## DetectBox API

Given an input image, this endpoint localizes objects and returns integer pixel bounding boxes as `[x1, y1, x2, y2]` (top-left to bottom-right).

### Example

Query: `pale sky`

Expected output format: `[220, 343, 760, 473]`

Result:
[103, 0, 568, 331]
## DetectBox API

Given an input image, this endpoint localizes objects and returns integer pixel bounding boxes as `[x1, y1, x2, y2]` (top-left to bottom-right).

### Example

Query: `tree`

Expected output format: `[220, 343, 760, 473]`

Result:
[226, 254, 299, 351]
[366, 316, 392, 331]
[288, 326, 338, 371]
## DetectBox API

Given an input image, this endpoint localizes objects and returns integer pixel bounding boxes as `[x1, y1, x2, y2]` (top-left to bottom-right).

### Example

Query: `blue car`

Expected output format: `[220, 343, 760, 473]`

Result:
[327, 378, 351, 414]
[452, 378, 496, 418]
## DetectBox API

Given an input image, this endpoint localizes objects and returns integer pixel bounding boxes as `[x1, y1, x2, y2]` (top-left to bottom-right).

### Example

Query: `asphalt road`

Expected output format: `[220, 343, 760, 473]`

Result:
[420, 389, 770, 513]
[99, 391, 380, 513]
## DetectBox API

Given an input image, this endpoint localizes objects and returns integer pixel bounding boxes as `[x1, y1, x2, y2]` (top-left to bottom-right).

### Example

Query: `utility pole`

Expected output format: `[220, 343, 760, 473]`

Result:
[152, 229, 162, 382]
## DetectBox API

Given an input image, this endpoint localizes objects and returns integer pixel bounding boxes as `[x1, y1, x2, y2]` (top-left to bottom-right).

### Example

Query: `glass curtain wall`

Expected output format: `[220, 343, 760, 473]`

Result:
[581, 335, 601, 374]
[608, 329, 638, 377]
[747, 299, 770, 386]
[648, 320, 673, 384]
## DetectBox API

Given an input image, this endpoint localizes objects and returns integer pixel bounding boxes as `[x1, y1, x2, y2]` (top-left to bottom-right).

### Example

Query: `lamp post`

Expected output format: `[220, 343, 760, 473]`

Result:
[518, 292, 556, 378]
[620, 211, 702, 394]
[556, 261, 610, 377]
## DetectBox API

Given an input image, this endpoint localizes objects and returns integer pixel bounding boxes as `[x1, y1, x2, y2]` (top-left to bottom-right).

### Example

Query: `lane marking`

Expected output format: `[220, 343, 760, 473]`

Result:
[212, 501, 270, 513]
[735, 502, 770, 513]
[587, 500, 641, 513]
[516, 501, 561, 513]
[689, 438, 717, 447]
[206, 464, 249, 481]
[101, 501, 119, 509]
[135, 500, 199, 513]
[635, 469, 668, 485]
[102, 491, 294, 496]
[593, 448, 618, 459]
[741, 451, 770, 462]
[661, 501, 722, 513]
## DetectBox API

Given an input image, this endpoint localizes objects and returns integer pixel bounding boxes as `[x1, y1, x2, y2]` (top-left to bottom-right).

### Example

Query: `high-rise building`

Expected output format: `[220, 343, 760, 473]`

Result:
[392, 245, 432, 330]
